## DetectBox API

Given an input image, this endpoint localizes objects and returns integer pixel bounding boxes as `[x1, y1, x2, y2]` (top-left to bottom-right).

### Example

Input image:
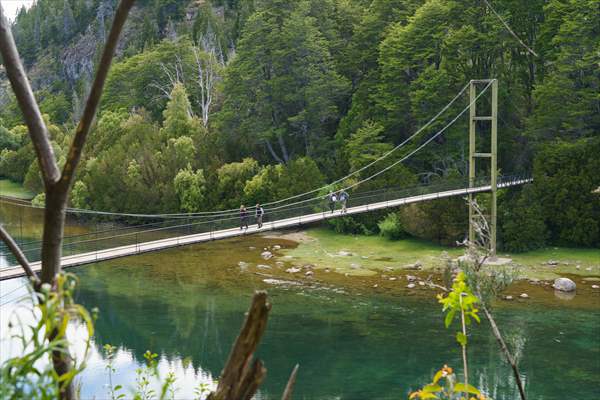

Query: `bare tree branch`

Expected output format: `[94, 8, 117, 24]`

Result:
[281, 364, 299, 400]
[59, 0, 135, 192]
[0, 225, 40, 284]
[481, 304, 527, 400]
[0, 6, 60, 186]
[1, 2, 136, 399]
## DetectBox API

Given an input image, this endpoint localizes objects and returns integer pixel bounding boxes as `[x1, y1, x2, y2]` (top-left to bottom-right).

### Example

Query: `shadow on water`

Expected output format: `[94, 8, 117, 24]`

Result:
[71, 236, 600, 400]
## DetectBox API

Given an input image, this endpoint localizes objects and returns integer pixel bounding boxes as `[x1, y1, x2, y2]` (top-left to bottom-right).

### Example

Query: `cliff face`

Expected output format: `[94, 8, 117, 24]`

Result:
[1, 0, 202, 111]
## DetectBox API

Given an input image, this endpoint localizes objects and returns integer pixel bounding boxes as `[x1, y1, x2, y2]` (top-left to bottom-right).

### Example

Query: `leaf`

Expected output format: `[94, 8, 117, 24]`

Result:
[418, 393, 439, 399]
[456, 332, 467, 346]
[454, 383, 481, 395]
[432, 369, 444, 383]
[422, 383, 443, 393]
[444, 309, 456, 328]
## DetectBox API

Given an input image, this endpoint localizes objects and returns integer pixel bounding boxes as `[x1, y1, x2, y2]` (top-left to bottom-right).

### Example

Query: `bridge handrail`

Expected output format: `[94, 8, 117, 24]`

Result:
[0, 174, 531, 264]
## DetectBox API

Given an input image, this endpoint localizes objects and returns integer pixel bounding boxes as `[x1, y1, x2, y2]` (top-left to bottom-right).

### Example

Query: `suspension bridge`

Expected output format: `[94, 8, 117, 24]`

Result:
[0, 79, 533, 281]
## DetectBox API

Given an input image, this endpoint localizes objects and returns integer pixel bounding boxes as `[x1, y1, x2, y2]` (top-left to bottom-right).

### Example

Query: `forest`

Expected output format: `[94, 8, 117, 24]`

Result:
[1, 0, 599, 251]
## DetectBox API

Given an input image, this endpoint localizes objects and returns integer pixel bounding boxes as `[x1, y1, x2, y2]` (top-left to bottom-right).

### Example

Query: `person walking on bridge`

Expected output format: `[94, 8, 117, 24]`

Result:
[327, 191, 337, 214]
[339, 189, 349, 214]
[240, 205, 249, 230]
[255, 203, 264, 228]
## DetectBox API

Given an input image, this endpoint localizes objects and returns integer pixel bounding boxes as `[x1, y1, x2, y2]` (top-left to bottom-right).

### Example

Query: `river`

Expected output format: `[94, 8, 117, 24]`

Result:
[1, 202, 599, 399]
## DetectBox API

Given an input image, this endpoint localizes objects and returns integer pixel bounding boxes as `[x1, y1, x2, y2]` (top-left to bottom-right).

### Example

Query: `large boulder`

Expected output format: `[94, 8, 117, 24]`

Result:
[553, 277, 576, 292]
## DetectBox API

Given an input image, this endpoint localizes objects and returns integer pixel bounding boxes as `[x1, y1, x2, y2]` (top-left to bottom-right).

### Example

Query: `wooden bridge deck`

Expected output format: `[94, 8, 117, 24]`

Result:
[0, 179, 531, 281]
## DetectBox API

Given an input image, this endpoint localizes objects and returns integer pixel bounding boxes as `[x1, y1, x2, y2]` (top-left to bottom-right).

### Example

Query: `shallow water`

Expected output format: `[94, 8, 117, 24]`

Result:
[3, 235, 598, 399]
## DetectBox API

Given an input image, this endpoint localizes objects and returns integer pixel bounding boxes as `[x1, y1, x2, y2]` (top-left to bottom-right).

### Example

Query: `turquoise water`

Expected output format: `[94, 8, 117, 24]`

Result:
[57, 239, 599, 399]
[1, 208, 599, 398]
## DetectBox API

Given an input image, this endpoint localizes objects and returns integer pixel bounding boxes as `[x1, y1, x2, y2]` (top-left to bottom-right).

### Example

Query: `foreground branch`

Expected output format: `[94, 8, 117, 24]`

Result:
[0, 6, 60, 185]
[0, 225, 40, 284]
[281, 364, 300, 400]
[481, 303, 527, 400]
[1, 2, 136, 398]
[208, 291, 271, 400]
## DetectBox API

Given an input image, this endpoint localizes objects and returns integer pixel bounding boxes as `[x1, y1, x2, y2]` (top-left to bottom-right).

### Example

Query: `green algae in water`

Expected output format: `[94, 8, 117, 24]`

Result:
[69, 237, 600, 399]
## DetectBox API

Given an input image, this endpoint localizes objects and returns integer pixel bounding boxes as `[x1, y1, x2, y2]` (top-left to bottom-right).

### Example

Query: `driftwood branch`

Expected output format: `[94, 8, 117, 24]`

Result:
[481, 304, 527, 400]
[208, 291, 271, 400]
[0, 6, 60, 186]
[0, 225, 40, 284]
[59, 0, 135, 192]
[281, 364, 299, 400]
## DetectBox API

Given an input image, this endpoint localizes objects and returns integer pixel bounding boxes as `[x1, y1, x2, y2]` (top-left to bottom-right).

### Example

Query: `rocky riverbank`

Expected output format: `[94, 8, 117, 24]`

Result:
[256, 229, 600, 309]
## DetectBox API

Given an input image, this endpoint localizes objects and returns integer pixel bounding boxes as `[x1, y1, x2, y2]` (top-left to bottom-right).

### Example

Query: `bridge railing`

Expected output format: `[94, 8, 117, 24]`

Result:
[0, 174, 531, 267]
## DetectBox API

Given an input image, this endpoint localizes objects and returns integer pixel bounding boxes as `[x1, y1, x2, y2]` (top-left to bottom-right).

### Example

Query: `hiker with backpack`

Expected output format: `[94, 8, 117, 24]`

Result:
[255, 203, 265, 228]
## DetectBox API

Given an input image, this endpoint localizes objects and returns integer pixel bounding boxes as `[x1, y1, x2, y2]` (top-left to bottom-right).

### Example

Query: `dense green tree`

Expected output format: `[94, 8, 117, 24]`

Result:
[215, 158, 260, 210]
[174, 165, 207, 213]
[218, 0, 349, 164]
[532, 137, 600, 247]
[499, 186, 547, 252]
[528, 0, 600, 141]
[243, 157, 325, 205]
[160, 84, 202, 140]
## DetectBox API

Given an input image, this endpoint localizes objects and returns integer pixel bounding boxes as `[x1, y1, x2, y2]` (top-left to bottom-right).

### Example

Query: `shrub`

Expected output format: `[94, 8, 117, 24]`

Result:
[328, 216, 370, 235]
[499, 186, 547, 252]
[378, 212, 407, 240]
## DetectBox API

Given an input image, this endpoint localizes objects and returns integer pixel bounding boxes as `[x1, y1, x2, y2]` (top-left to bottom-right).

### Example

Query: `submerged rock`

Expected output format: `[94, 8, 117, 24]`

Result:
[404, 261, 422, 270]
[338, 250, 353, 256]
[305, 270, 314, 277]
[238, 261, 249, 268]
[406, 283, 416, 289]
[389, 277, 397, 281]
[547, 260, 559, 266]
[592, 285, 599, 289]
[520, 293, 529, 299]
[272, 245, 282, 250]
[257, 264, 271, 270]
[406, 275, 417, 282]
[504, 295, 514, 300]
[286, 267, 301, 274]
[261, 251, 273, 260]
[553, 277, 576, 292]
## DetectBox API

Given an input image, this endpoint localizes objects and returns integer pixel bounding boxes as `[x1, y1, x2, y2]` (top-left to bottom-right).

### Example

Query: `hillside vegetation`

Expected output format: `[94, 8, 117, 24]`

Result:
[1, 0, 598, 251]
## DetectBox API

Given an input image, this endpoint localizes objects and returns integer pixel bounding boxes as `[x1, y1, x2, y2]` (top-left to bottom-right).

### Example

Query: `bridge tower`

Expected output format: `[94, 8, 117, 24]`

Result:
[468, 79, 498, 258]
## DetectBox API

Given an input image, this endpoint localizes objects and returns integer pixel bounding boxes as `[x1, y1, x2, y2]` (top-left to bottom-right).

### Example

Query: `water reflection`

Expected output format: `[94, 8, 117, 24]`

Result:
[1, 237, 599, 399]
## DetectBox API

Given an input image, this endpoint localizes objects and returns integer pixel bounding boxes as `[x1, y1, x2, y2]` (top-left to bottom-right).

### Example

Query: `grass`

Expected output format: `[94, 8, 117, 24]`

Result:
[282, 227, 463, 276]
[0, 179, 34, 200]
[282, 227, 600, 279]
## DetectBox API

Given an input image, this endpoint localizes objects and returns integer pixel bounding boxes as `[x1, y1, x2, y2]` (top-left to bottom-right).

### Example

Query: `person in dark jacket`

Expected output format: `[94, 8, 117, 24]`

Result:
[255, 203, 264, 228]
[240, 205, 249, 230]
[327, 191, 337, 214]
[339, 190, 349, 214]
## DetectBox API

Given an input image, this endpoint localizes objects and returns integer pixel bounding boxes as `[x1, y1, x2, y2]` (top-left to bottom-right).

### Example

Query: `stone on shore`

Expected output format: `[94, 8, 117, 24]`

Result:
[553, 277, 576, 292]
[261, 251, 273, 260]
